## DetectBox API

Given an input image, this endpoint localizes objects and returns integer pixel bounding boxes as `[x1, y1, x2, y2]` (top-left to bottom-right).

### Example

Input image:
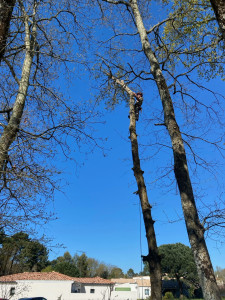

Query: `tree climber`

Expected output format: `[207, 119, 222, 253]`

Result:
[133, 92, 143, 121]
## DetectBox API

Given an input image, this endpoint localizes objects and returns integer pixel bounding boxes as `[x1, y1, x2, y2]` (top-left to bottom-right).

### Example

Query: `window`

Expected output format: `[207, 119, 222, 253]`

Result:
[10, 287, 15, 295]
[90, 289, 95, 293]
[115, 287, 131, 291]
[145, 289, 149, 296]
[71, 283, 81, 293]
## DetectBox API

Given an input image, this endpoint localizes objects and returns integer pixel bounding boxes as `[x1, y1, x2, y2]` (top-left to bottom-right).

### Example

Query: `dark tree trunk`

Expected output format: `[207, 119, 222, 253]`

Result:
[0, 0, 16, 62]
[210, 0, 225, 40]
[129, 95, 162, 300]
[129, 0, 221, 299]
[109, 75, 162, 300]
[175, 274, 183, 297]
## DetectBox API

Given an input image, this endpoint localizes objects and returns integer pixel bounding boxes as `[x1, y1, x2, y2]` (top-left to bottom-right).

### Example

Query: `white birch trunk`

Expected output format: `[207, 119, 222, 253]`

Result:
[0, 3, 34, 179]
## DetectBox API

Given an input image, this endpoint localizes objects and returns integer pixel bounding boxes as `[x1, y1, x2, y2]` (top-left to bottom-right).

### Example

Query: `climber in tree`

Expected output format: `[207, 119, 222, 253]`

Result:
[134, 92, 143, 121]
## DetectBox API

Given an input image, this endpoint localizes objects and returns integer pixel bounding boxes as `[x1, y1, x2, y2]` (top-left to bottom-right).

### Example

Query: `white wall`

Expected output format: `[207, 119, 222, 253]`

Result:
[111, 291, 137, 300]
[137, 286, 151, 299]
[112, 283, 151, 300]
[0, 281, 112, 300]
[0, 280, 74, 300]
[73, 284, 111, 300]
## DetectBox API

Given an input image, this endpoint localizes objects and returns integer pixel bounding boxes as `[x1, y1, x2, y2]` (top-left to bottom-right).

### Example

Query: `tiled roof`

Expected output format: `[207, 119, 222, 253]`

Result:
[0, 272, 75, 282]
[111, 278, 151, 287]
[135, 279, 151, 287]
[0, 272, 113, 285]
[111, 278, 136, 284]
[73, 276, 113, 284]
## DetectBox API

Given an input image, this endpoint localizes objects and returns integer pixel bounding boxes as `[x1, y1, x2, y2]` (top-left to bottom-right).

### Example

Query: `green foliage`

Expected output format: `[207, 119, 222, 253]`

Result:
[126, 268, 136, 278]
[163, 291, 175, 299]
[87, 257, 99, 277]
[47, 251, 119, 278]
[162, 0, 225, 81]
[110, 267, 124, 278]
[54, 261, 79, 277]
[86, 258, 112, 278]
[0, 232, 48, 275]
[96, 264, 110, 279]
[140, 261, 150, 276]
[41, 265, 53, 272]
[76, 253, 88, 277]
[159, 243, 199, 287]
[179, 295, 188, 299]
[50, 252, 79, 277]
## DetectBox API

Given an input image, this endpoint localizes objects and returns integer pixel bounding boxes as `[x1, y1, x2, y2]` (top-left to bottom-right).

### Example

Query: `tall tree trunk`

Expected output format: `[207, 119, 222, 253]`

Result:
[210, 0, 225, 40]
[129, 94, 162, 300]
[0, 2, 35, 179]
[0, 0, 16, 62]
[109, 76, 162, 300]
[128, 0, 221, 299]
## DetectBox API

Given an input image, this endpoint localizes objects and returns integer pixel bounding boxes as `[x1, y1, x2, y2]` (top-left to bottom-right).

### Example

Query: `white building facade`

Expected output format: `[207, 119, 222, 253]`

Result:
[0, 272, 113, 300]
[0, 272, 151, 300]
[111, 276, 151, 300]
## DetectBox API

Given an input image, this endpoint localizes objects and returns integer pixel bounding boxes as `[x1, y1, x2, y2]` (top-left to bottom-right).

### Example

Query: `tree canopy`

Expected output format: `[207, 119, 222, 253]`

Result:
[0, 231, 48, 275]
[159, 243, 198, 287]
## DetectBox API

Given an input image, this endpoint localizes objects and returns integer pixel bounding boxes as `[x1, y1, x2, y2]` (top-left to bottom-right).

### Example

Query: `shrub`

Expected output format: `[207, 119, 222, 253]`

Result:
[163, 292, 175, 300]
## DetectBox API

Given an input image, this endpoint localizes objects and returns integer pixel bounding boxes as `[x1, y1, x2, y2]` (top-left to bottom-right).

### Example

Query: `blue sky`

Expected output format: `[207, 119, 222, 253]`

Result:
[43, 73, 225, 274]
[1, 0, 224, 278]
[24, 0, 225, 275]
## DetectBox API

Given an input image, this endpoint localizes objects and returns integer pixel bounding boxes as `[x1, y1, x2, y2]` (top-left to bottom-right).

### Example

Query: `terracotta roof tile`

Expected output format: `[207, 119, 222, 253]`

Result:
[111, 278, 136, 284]
[0, 272, 113, 285]
[73, 276, 113, 284]
[111, 278, 151, 287]
[0, 272, 75, 282]
[135, 279, 151, 287]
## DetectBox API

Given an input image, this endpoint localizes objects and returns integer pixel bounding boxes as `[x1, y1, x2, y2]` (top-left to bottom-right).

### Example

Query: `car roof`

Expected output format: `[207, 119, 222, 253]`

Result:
[18, 298, 47, 300]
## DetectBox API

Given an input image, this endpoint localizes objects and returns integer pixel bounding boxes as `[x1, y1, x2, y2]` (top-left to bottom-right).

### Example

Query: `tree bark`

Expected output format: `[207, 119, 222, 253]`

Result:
[210, 0, 225, 40]
[175, 274, 183, 297]
[129, 96, 162, 300]
[0, 2, 35, 179]
[0, 0, 16, 62]
[109, 76, 162, 300]
[128, 0, 221, 299]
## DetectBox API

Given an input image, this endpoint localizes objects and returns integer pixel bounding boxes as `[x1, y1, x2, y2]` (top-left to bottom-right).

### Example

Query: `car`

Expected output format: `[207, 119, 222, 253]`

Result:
[18, 298, 47, 300]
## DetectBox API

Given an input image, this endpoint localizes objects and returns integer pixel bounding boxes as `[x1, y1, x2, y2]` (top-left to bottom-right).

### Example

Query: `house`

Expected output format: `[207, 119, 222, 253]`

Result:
[0, 272, 113, 300]
[110, 276, 151, 300]
[71, 276, 113, 299]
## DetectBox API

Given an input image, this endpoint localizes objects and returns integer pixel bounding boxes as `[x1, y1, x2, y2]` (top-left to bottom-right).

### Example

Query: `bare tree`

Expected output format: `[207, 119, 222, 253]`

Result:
[0, 0, 99, 234]
[100, 0, 221, 299]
